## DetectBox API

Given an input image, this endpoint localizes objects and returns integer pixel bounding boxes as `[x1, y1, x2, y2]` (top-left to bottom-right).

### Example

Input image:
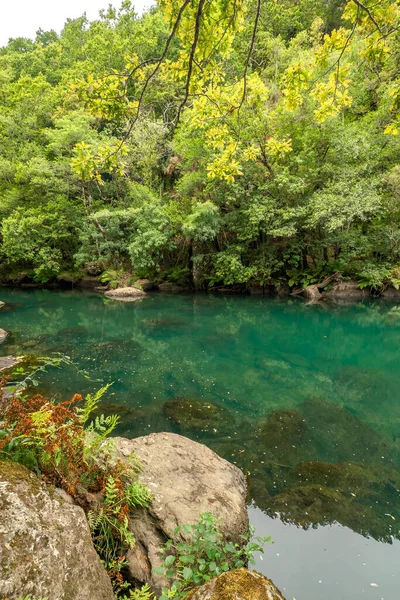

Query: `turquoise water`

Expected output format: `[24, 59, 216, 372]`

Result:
[1, 289, 399, 599]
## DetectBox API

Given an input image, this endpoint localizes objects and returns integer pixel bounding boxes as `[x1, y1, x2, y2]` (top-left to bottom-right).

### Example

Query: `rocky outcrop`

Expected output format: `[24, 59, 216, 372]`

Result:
[104, 286, 147, 301]
[0, 329, 8, 344]
[323, 280, 368, 300]
[134, 279, 157, 291]
[186, 569, 286, 600]
[101, 432, 248, 594]
[0, 460, 114, 600]
[158, 282, 189, 293]
[381, 286, 400, 299]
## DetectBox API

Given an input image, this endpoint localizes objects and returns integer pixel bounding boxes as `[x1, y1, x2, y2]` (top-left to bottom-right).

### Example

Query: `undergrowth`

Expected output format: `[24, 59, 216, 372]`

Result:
[0, 380, 151, 594]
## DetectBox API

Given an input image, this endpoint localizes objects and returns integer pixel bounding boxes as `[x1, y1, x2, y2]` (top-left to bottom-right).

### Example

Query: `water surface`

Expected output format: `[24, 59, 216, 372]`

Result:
[1, 289, 399, 599]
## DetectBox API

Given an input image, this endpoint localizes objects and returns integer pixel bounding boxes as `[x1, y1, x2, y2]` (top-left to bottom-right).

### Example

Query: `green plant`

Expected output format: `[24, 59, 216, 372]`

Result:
[99, 268, 125, 289]
[120, 583, 155, 600]
[0, 380, 151, 595]
[154, 512, 272, 600]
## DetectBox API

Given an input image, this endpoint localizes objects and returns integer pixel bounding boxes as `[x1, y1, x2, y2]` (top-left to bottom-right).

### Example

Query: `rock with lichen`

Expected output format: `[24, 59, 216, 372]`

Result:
[0, 460, 114, 600]
[185, 569, 286, 600]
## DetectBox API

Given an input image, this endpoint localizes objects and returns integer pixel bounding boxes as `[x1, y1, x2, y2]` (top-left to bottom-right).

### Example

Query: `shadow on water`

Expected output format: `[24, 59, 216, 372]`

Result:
[1, 289, 400, 598]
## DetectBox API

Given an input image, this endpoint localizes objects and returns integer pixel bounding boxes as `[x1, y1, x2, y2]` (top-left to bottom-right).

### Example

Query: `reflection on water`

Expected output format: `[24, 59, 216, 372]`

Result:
[1, 289, 400, 599]
[249, 506, 399, 600]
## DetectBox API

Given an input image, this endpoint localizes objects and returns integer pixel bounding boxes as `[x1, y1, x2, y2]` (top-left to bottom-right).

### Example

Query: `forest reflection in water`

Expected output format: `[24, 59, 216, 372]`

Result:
[1, 289, 399, 595]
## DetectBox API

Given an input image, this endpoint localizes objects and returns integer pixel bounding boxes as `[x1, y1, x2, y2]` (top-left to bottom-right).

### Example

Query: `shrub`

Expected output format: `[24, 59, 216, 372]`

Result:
[155, 512, 272, 600]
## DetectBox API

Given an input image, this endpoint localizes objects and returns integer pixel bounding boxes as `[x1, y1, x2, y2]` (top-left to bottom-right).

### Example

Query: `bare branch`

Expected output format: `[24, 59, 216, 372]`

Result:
[238, 0, 261, 111]
[351, 0, 382, 33]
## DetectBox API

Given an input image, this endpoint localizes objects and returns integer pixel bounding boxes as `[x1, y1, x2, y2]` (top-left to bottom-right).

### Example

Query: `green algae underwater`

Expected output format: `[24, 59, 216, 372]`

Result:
[0, 289, 399, 600]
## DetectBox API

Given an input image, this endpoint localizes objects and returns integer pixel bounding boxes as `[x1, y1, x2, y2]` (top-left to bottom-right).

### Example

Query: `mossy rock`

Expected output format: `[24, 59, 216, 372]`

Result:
[186, 568, 286, 600]
[163, 397, 233, 436]
[258, 409, 315, 466]
[299, 396, 398, 466]
[264, 459, 400, 542]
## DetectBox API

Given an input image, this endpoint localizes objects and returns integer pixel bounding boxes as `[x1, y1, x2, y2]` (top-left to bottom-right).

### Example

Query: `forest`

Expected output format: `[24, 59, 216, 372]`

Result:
[1, 0, 400, 292]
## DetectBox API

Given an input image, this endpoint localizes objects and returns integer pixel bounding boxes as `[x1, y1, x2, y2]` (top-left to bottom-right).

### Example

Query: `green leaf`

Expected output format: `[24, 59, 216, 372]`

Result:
[165, 555, 176, 566]
[183, 567, 193, 581]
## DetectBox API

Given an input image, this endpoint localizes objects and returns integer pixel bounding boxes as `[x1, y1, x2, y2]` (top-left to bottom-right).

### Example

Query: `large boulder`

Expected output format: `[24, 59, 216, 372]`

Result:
[186, 569, 286, 600]
[104, 286, 147, 301]
[0, 460, 114, 600]
[103, 433, 248, 594]
[0, 329, 8, 344]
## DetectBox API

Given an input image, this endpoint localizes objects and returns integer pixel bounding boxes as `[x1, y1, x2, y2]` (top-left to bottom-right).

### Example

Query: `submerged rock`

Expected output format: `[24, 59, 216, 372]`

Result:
[259, 409, 314, 466]
[56, 326, 89, 342]
[101, 432, 248, 595]
[299, 396, 397, 466]
[0, 460, 114, 600]
[104, 286, 147, 301]
[186, 569, 286, 600]
[163, 397, 232, 436]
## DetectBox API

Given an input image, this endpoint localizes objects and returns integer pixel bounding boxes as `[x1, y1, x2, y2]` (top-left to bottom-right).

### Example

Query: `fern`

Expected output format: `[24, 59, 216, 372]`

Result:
[105, 475, 120, 508]
[125, 481, 152, 509]
[120, 583, 155, 600]
[77, 384, 113, 426]
[87, 413, 121, 439]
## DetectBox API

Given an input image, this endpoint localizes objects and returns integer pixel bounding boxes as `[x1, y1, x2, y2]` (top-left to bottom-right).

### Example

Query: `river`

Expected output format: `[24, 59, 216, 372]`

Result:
[0, 289, 399, 600]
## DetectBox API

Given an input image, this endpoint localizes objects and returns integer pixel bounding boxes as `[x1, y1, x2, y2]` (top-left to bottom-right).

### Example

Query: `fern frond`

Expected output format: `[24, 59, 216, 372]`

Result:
[78, 383, 113, 426]
[125, 481, 152, 509]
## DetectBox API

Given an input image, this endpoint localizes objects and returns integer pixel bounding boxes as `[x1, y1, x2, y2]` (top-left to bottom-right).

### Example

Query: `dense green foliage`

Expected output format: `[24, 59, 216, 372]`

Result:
[1, 0, 400, 291]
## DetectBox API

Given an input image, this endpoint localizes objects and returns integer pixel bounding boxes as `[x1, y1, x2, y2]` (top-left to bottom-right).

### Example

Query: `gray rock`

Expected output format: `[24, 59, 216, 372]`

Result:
[0, 301, 5, 309]
[185, 568, 286, 600]
[104, 286, 147, 301]
[0, 460, 114, 600]
[381, 286, 400, 299]
[0, 329, 8, 344]
[103, 433, 248, 594]
[323, 281, 368, 300]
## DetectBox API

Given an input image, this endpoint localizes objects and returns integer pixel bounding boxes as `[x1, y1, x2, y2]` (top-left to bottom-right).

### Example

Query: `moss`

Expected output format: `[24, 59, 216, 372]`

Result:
[186, 569, 285, 600]
[163, 397, 232, 436]
[0, 459, 41, 491]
